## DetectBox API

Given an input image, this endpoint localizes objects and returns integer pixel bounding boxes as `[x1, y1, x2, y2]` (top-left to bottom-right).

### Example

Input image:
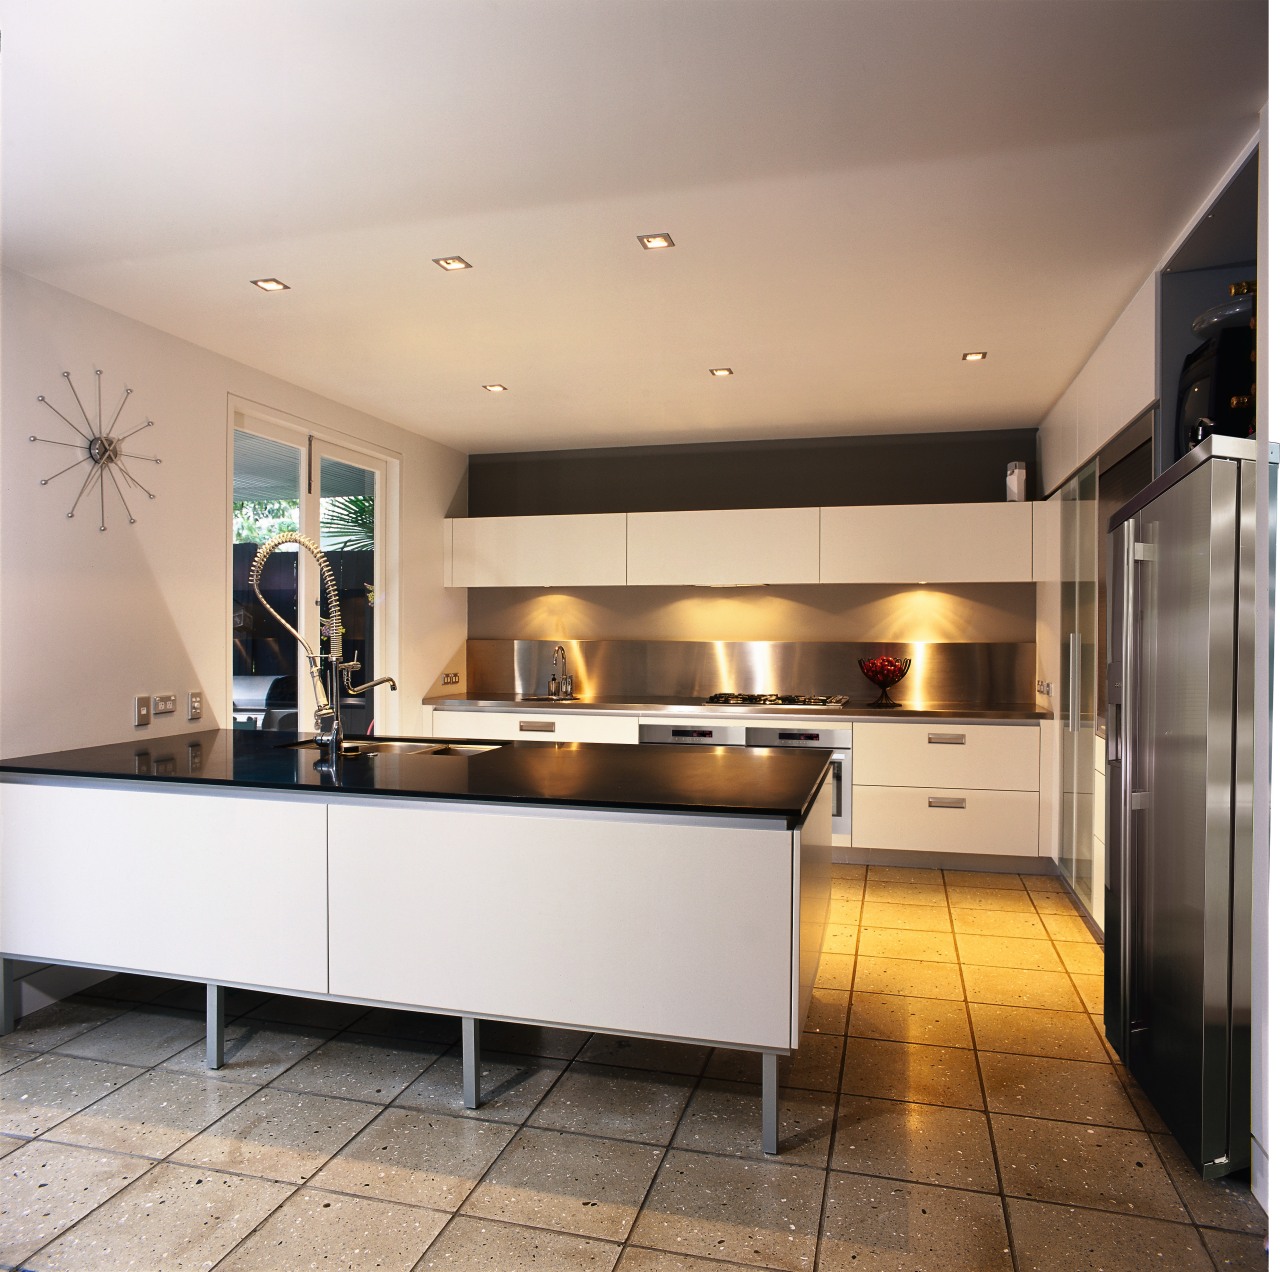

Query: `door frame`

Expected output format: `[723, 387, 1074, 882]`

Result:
[226, 396, 402, 735]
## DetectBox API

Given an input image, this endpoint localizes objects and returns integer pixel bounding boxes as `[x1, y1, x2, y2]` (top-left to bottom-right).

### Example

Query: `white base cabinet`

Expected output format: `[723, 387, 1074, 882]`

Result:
[0, 783, 328, 993]
[850, 786, 1039, 857]
[431, 708, 639, 744]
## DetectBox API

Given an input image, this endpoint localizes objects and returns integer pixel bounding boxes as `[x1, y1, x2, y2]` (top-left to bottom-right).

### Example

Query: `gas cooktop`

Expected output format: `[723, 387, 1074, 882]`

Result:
[704, 693, 849, 708]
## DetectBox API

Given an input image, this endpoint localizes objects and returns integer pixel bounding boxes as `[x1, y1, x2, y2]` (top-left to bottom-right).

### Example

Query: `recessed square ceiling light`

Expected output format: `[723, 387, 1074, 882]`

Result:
[962, 351, 988, 361]
[251, 278, 290, 291]
[709, 367, 733, 377]
[637, 233, 675, 250]
[482, 384, 507, 393]
[434, 256, 472, 271]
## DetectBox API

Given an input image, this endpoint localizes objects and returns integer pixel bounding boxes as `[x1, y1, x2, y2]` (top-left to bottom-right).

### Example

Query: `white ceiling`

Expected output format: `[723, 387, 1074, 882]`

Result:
[2, 0, 1267, 455]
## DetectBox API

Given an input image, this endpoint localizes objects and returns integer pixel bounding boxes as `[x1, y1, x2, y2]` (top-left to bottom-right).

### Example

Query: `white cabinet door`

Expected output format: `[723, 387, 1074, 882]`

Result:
[432, 708, 639, 744]
[851, 786, 1039, 856]
[820, 503, 1033, 582]
[850, 722, 1040, 792]
[450, 513, 627, 587]
[0, 783, 328, 993]
[627, 508, 820, 585]
[328, 801, 796, 1048]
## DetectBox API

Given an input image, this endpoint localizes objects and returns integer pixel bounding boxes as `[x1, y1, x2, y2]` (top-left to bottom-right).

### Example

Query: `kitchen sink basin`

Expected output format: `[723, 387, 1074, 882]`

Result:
[281, 739, 503, 758]
[519, 695, 580, 702]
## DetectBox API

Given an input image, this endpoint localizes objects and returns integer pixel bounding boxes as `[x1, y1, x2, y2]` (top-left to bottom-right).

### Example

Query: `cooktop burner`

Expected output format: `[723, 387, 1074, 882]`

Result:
[705, 693, 849, 708]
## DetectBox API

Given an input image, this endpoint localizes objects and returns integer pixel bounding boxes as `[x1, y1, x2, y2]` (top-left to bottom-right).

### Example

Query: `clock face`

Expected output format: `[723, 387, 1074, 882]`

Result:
[29, 370, 160, 530]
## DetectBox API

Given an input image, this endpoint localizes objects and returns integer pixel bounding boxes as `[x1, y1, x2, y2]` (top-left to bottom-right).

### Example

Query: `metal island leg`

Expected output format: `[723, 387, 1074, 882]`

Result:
[762, 1052, 779, 1154]
[461, 1016, 480, 1109]
[0, 960, 15, 1035]
[206, 984, 225, 1070]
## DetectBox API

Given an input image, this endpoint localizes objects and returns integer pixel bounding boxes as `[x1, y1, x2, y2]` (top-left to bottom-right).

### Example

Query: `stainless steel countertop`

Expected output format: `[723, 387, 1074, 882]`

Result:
[423, 694, 1049, 722]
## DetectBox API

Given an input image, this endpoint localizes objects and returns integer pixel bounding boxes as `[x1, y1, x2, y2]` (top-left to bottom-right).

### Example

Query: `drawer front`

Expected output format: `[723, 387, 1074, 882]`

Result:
[851, 722, 1039, 792]
[851, 786, 1039, 856]
[432, 709, 639, 744]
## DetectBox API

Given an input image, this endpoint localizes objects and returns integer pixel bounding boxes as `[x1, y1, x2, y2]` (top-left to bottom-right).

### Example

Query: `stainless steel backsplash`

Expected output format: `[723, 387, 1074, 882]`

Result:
[466, 639, 1036, 706]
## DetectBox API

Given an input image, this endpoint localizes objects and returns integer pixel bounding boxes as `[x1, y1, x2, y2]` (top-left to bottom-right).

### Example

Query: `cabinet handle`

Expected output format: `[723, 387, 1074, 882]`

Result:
[519, 720, 556, 733]
[927, 733, 966, 745]
[928, 796, 967, 809]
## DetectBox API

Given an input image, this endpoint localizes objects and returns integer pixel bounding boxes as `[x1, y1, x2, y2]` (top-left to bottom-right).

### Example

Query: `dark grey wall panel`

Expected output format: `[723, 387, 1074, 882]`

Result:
[468, 429, 1038, 516]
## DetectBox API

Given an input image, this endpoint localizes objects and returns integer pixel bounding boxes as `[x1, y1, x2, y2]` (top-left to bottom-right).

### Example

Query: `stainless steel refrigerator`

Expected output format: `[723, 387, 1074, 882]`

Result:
[1104, 435, 1274, 1179]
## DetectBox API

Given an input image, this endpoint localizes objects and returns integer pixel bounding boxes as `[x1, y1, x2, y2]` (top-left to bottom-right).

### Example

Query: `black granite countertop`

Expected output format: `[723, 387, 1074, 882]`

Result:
[425, 694, 1050, 721]
[0, 729, 832, 827]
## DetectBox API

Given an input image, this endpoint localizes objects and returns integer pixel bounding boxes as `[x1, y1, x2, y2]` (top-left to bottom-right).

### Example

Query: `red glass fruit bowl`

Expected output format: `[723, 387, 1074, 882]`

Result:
[858, 656, 911, 708]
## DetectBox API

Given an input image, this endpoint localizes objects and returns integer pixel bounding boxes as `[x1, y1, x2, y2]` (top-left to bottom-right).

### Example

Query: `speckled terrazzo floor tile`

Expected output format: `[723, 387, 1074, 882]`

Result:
[1005, 1197, 1212, 1271]
[848, 992, 972, 1049]
[863, 880, 950, 907]
[7, 997, 131, 1053]
[1019, 872, 1067, 891]
[953, 933, 1061, 972]
[246, 994, 371, 1031]
[819, 1170, 1013, 1271]
[1151, 1133, 1267, 1233]
[1070, 972, 1104, 1014]
[530, 1062, 695, 1144]
[950, 908, 1048, 940]
[152, 981, 271, 1017]
[480, 1021, 590, 1060]
[854, 956, 965, 1001]
[841, 1036, 982, 1109]
[857, 927, 957, 963]
[968, 1004, 1108, 1062]
[813, 953, 855, 990]
[944, 870, 1027, 891]
[962, 965, 1083, 1012]
[1115, 1071, 1168, 1133]
[77, 973, 177, 1003]
[43, 1067, 257, 1157]
[615, 1249, 763, 1271]
[978, 1052, 1141, 1129]
[802, 988, 849, 1035]
[628, 1147, 825, 1271]
[169, 1086, 380, 1183]
[0, 1043, 39, 1076]
[28, 1160, 292, 1272]
[830, 1094, 998, 1192]
[674, 1080, 834, 1165]
[396, 1048, 565, 1123]
[267, 1032, 441, 1103]
[821, 922, 860, 954]
[1041, 913, 1096, 942]
[869, 866, 943, 883]
[1200, 1227, 1270, 1270]
[161, 1020, 335, 1085]
[1031, 889, 1087, 915]
[0, 1134, 25, 1161]
[705, 1032, 843, 1093]
[216, 1186, 448, 1272]
[462, 1126, 662, 1241]
[860, 901, 953, 933]
[577, 1035, 708, 1074]
[1054, 939, 1104, 975]
[419, 1214, 622, 1269]
[309, 1106, 515, 1210]
[0, 1053, 143, 1136]
[51, 1006, 206, 1067]
[947, 886, 1037, 914]
[0, 1139, 152, 1269]
[990, 1114, 1186, 1219]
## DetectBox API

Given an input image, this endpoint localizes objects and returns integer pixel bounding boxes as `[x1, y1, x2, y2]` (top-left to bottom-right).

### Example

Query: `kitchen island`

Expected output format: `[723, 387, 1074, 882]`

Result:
[0, 730, 832, 1152]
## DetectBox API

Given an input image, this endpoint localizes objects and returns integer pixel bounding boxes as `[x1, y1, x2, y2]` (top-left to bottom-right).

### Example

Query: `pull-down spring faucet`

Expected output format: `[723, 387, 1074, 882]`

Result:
[248, 532, 397, 760]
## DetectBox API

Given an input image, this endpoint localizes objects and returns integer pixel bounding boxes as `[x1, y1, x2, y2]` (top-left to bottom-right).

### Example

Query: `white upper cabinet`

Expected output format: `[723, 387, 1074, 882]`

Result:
[820, 502, 1033, 583]
[626, 507, 820, 585]
[450, 513, 627, 587]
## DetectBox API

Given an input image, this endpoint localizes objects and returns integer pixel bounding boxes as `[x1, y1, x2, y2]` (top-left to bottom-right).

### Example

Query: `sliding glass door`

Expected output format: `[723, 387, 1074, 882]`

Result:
[232, 417, 391, 737]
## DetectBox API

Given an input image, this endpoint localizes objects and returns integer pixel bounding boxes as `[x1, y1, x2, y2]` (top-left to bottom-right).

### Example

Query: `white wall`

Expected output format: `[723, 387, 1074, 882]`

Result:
[0, 270, 468, 756]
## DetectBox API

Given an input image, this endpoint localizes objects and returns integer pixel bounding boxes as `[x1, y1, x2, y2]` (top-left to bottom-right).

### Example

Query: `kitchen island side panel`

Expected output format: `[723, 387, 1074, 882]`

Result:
[327, 801, 797, 1049]
[0, 782, 329, 993]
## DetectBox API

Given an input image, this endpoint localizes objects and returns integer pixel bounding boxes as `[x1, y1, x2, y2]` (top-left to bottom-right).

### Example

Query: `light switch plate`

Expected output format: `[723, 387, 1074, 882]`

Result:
[134, 696, 151, 727]
[188, 691, 203, 721]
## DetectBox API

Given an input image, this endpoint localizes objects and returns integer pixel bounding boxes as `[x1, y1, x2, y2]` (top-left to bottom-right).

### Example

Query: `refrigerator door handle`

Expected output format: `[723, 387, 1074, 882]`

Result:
[1068, 632, 1082, 734]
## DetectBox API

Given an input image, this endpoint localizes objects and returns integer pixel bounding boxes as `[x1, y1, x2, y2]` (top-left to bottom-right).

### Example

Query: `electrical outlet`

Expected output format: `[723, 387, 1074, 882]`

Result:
[188, 691, 203, 721]
[153, 693, 177, 715]
[1036, 679, 1053, 697]
[441, 672, 461, 685]
[134, 695, 151, 727]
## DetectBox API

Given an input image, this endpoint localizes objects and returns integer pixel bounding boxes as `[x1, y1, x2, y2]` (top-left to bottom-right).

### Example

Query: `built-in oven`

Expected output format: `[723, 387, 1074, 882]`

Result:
[638, 720, 852, 841]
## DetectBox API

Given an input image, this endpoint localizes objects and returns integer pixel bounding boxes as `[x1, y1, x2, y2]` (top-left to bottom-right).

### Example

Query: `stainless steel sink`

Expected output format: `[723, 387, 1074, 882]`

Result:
[518, 695, 580, 702]
[282, 739, 502, 758]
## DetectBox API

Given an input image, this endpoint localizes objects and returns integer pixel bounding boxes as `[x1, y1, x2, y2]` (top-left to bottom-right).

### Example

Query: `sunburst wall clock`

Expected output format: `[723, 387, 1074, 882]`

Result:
[29, 370, 161, 530]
